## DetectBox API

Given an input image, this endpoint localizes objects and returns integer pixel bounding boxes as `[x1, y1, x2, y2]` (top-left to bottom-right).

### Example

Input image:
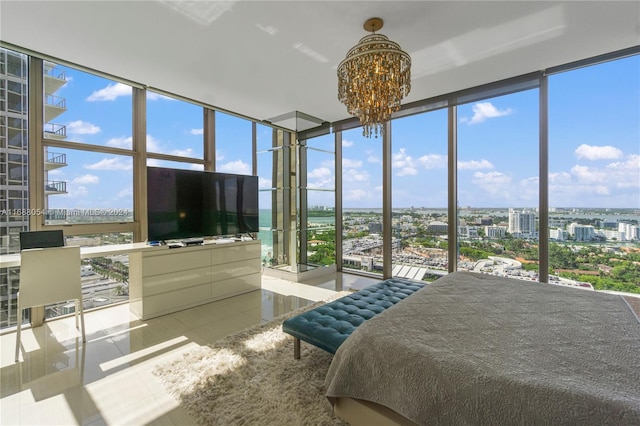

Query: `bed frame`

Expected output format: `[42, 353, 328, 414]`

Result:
[333, 397, 418, 426]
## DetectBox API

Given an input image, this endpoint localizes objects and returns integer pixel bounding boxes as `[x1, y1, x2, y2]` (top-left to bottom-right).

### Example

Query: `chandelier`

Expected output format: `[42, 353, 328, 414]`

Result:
[337, 17, 411, 138]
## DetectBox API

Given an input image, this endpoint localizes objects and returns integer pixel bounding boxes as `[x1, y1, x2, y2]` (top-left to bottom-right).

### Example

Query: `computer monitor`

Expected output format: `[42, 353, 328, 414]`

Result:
[19, 230, 65, 250]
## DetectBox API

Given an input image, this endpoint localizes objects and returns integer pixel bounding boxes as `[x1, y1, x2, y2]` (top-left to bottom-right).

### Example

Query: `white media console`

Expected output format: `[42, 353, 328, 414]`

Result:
[0, 239, 262, 321]
[128, 240, 261, 320]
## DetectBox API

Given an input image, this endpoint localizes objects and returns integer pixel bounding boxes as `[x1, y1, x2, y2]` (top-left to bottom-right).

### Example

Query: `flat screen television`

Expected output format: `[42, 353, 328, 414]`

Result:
[146, 166, 259, 242]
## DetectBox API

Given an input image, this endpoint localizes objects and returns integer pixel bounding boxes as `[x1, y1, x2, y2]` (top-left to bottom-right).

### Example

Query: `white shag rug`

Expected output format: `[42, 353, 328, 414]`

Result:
[153, 294, 351, 426]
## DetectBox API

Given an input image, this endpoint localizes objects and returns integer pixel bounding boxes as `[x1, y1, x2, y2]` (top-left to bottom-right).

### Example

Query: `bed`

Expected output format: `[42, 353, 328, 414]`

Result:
[324, 271, 640, 425]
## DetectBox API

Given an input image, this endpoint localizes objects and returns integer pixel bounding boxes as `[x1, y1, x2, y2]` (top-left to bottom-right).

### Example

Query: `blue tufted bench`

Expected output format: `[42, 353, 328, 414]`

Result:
[282, 277, 426, 359]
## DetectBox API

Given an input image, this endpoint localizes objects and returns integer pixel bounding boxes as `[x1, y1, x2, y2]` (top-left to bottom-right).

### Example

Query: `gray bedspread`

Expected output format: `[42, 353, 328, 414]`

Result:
[325, 271, 640, 425]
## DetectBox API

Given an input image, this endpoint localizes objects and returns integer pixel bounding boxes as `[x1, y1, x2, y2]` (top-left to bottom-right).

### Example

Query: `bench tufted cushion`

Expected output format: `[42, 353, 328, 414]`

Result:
[282, 277, 426, 355]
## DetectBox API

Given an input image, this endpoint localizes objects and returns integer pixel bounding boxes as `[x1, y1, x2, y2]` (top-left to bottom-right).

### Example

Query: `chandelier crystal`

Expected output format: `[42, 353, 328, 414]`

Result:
[337, 18, 411, 138]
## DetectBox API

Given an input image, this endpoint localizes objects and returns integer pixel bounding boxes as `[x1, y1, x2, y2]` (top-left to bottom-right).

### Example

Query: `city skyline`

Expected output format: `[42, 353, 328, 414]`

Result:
[46, 55, 639, 211]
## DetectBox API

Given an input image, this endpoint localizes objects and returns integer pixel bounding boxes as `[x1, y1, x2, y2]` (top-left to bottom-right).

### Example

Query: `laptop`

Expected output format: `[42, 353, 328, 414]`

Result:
[19, 230, 65, 250]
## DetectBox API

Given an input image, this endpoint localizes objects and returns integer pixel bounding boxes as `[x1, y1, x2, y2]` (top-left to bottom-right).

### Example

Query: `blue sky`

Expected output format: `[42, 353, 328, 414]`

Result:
[47, 55, 639, 211]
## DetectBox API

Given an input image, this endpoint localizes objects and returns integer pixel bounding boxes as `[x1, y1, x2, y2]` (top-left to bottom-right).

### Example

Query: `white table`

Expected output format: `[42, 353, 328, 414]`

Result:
[0, 242, 162, 268]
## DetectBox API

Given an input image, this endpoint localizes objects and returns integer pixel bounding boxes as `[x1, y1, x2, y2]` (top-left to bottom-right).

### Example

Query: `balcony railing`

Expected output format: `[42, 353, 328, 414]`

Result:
[44, 64, 66, 81]
[45, 180, 67, 193]
[44, 123, 67, 138]
[45, 209, 68, 221]
[46, 151, 67, 165]
[45, 95, 66, 109]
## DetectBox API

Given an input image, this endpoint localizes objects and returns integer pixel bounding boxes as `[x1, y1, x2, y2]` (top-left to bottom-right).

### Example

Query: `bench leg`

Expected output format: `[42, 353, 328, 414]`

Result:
[294, 337, 301, 360]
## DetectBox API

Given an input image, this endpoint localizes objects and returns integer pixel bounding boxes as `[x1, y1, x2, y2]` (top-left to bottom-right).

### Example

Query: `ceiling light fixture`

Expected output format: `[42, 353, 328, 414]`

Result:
[337, 17, 411, 138]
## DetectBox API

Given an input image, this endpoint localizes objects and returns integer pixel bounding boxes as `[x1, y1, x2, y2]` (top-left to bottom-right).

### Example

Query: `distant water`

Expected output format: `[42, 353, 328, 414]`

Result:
[258, 209, 273, 258]
[257, 209, 335, 258]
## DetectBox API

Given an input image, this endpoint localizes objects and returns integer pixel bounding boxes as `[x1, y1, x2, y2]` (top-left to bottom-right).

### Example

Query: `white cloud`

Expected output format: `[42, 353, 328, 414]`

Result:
[518, 176, 539, 201]
[471, 171, 514, 199]
[308, 167, 335, 189]
[72, 174, 99, 184]
[342, 140, 354, 147]
[309, 177, 335, 190]
[320, 159, 335, 169]
[344, 168, 369, 183]
[308, 167, 332, 179]
[570, 164, 608, 185]
[367, 155, 381, 164]
[84, 157, 132, 171]
[146, 135, 161, 152]
[310, 161, 336, 188]
[259, 177, 272, 189]
[171, 148, 195, 157]
[106, 136, 132, 149]
[458, 159, 494, 170]
[609, 154, 640, 188]
[218, 160, 250, 174]
[117, 187, 133, 198]
[147, 92, 176, 101]
[190, 128, 204, 135]
[549, 171, 572, 185]
[87, 83, 131, 101]
[67, 120, 100, 135]
[461, 102, 512, 124]
[189, 164, 205, 171]
[68, 185, 89, 198]
[574, 144, 623, 161]
[472, 171, 512, 186]
[417, 154, 447, 169]
[392, 148, 417, 176]
[549, 153, 639, 205]
[342, 158, 362, 169]
[344, 189, 369, 201]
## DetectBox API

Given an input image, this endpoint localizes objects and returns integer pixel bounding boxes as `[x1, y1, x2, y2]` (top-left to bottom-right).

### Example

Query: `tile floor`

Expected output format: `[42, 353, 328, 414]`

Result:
[0, 272, 379, 425]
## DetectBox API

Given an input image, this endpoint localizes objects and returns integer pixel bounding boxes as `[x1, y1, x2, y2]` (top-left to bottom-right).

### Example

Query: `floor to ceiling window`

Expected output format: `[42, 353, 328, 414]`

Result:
[391, 109, 449, 282]
[456, 89, 540, 280]
[37, 61, 138, 321]
[547, 54, 640, 294]
[303, 133, 335, 268]
[341, 128, 383, 275]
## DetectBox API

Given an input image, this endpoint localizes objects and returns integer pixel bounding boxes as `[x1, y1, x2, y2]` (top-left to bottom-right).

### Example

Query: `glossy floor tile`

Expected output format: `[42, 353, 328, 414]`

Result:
[0, 272, 379, 425]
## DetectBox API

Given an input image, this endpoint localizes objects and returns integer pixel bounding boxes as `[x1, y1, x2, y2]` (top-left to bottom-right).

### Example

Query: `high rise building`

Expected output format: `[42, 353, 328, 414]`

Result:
[567, 223, 595, 242]
[0, 49, 29, 328]
[508, 208, 537, 239]
[619, 222, 639, 241]
[0, 49, 68, 328]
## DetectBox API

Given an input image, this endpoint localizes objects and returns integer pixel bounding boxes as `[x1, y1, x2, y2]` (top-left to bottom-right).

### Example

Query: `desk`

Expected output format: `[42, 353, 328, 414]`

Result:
[0, 242, 164, 268]
[2, 240, 262, 321]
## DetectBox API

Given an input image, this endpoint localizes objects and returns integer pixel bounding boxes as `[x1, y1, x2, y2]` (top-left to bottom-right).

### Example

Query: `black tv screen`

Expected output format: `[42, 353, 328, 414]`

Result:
[147, 167, 259, 241]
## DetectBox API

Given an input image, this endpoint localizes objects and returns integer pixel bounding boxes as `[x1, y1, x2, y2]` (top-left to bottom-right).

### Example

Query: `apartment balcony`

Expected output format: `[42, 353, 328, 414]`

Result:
[45, 151, 67, 171]
[43, 62, 66, 94]
[45, 209, 67, 221]
[45, 180, 67, 195]
[44, 123, 67, 141]
[44, 94, 66, 122]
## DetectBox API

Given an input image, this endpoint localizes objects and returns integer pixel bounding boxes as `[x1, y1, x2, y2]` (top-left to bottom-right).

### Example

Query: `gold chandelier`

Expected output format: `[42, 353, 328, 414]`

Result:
[337, 17, 411, 138]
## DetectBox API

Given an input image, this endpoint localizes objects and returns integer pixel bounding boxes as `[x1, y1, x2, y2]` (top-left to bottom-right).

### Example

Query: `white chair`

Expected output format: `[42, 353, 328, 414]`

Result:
[15, 246, 85, 362]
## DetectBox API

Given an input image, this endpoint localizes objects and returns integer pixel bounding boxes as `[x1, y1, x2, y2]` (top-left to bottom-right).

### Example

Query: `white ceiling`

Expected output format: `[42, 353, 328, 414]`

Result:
[1, 1, 639, 130]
